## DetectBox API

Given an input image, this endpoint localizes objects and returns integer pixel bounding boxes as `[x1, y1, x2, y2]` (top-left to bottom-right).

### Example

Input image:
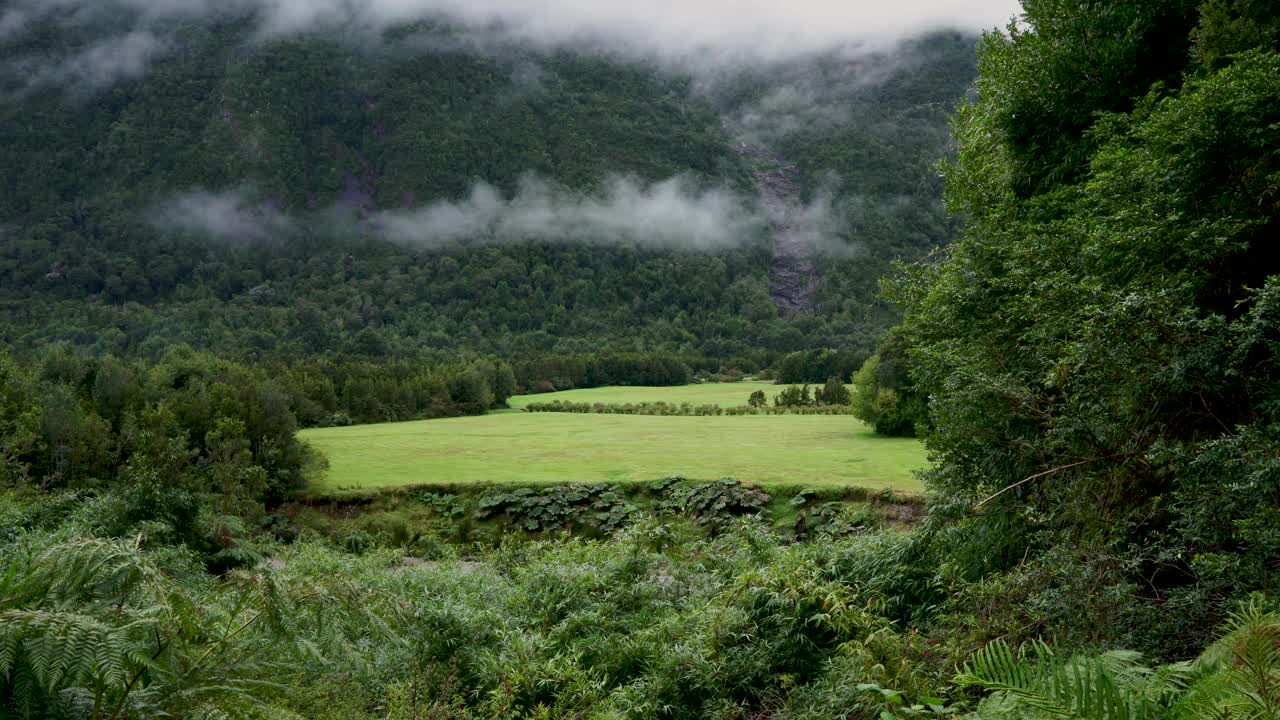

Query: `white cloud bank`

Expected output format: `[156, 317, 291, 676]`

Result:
[371, 175, 763, 249]
[3, 0, 1020, 66]
[152, 175, 847, 252]
[34, 31, 168, 90]
[152, 189, 295, 244]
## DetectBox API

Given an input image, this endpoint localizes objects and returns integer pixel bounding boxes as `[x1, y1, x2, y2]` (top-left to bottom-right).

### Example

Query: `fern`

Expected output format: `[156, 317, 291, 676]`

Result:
[28, 536, 157, 605]
[0, 534, 334, 719]
[1170, 598, 1280, 720]
[956, 640, 1184, 719]
[958, 604, 1280, 720]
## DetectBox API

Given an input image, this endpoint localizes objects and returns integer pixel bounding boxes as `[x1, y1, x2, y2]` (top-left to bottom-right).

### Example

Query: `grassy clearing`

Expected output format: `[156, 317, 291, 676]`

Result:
[302, 412, 927, 494]
[506, 381, 785, 409]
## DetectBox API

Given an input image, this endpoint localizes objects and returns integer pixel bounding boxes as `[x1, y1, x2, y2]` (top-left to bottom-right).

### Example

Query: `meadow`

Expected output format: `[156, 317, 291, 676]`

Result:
[303, 396, 927, 494]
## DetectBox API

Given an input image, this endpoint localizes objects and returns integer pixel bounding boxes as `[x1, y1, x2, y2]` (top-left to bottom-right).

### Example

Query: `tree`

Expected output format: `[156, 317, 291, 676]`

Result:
[815, 377, 850, 406]
[748, 389, 768, 408]
[205, 417, 267, 515]
[891, 1, 1280, 653]
[448, 369, 494, 416]
[90, 355, 138, 429]
[1193, 0, 1280, 70]
[850, 333, 926, 436]
[482, 361, 518, 407]
[956, 0, 1200, 199]
[773, 385, 814, 408]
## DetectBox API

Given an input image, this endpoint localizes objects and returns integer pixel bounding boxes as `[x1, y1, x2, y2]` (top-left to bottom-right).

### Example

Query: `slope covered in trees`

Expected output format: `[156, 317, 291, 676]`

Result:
[0, 17, 976, 362]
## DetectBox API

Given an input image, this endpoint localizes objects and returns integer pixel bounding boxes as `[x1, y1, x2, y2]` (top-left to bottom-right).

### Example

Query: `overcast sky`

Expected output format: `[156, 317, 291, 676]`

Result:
[3, 0, 1022, 62]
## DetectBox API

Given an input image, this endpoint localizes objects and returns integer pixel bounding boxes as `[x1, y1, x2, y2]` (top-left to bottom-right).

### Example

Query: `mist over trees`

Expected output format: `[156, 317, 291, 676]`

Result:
[0, 16, 978, 364]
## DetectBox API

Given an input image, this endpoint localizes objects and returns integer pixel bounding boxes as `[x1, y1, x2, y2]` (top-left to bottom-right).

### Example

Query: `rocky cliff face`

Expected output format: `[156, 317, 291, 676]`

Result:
[733, 141, 818, 314]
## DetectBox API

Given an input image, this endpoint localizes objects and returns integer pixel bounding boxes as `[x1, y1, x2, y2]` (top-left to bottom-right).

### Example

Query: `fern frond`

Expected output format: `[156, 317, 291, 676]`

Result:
[0, 608, 156, 703]
[1175, 597, 1280, 720]
[29, 536, 157, 605]
[958, 639, 1161, 720]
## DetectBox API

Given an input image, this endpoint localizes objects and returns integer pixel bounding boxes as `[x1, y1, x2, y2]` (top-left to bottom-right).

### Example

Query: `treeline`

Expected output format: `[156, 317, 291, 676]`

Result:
[0, 348, 527, 503]
[277, 357, 516, 427]
[522, 400, 853, 416]
[511, 352, 697, 393]
[0, 348, 310, 509]
[773, 348, 867, 384]
[0, 345, 753, 442]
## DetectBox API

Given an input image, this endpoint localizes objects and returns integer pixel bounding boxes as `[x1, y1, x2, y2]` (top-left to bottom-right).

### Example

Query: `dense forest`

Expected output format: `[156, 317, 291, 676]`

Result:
[4, 0, 1280, 718]
[0, 14, 975, 364]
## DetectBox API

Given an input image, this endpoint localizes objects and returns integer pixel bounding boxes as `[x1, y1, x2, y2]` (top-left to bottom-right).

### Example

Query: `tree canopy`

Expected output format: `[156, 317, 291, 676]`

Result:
[893, 0, 1280, 657]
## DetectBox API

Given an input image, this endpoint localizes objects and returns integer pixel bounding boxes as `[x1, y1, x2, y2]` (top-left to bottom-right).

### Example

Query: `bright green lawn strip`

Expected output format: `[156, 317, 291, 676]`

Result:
[507, 381, 784, 410]
[303, 413, 927, 494]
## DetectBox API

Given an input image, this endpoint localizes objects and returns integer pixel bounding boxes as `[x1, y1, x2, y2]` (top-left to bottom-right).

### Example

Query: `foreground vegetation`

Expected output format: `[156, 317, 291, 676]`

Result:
[4, 490, 1277, 720]
[302, 413, 926, 493]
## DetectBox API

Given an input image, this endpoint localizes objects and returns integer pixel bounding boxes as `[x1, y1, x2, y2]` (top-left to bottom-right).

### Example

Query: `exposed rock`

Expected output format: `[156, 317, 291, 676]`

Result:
[732, 141, 818, 314]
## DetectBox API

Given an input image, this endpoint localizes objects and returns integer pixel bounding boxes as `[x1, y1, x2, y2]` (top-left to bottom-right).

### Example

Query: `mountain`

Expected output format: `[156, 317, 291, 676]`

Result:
[0, 16, 977, 363]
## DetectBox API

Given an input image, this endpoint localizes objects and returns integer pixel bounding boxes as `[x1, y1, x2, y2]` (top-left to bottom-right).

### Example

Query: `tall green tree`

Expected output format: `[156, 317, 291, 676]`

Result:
[894, 1, 1280, 655]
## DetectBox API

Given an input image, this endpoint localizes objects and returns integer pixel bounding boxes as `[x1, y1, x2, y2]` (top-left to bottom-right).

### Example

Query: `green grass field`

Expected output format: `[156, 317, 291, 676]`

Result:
[303, 411, 927, 494]
[506, 381, 818, 409]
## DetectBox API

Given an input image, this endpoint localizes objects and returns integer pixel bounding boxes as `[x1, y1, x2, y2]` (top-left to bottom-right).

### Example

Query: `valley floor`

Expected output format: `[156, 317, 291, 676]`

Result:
[303, 410, 926, 493]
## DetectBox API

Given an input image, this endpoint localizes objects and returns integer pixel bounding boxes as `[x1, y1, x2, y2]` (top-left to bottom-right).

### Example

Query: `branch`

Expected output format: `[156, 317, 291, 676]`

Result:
[973, 452, 1140, 509]
[185, 611, 262, 678]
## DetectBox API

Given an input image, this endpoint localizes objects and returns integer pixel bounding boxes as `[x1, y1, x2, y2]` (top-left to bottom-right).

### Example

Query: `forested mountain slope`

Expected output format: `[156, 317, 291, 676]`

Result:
[0, 15, 976, 361]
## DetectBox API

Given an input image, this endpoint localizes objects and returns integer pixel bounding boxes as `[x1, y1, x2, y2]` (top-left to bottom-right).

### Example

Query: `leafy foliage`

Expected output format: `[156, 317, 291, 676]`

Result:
[0, 347, 310, 505]
[647, 477, 772, 531]
[851, 332, 927, 437]
[477, 484, 637, 534]
[0, 493, 959, 720]
[0, 536, 313, 719]
[892, 0, 1280, 655]
[959, 598, 1280, 720]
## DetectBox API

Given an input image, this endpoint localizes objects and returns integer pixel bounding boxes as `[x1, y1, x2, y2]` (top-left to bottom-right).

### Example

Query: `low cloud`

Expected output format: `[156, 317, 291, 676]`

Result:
[151, 175, 850, 253]
[6, 31, 168, 94]
[733, 81, 858, 141]
[371, 175, 764, 250]
[715, 37, 955, 143]
[0, 10, 29, 40]
[787, 188, 849, 254]
[152, 189, 295, 244]
[2, 1, 1019, 79]
[58, 32, 167, 88]
[239, 0, 1017, 63]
